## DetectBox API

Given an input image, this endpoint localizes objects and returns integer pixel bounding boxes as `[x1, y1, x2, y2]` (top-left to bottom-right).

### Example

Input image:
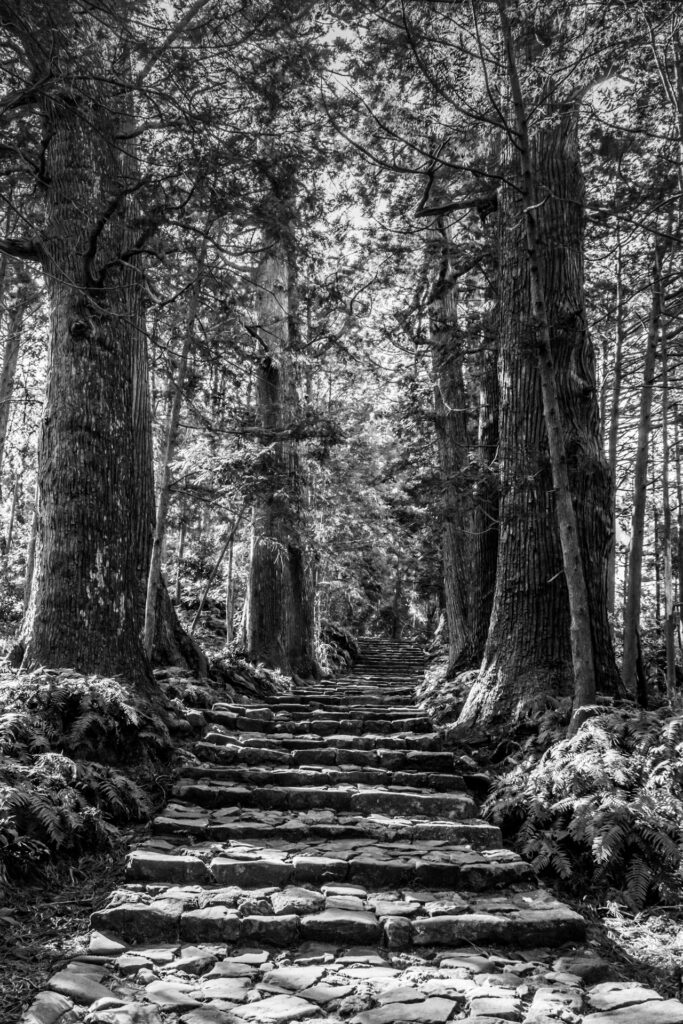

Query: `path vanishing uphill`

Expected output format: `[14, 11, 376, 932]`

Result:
[24, 639, 683, 1024]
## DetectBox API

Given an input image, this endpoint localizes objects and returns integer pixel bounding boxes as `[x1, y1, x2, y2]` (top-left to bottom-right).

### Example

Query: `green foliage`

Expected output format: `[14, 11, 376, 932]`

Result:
[484, 707, 683, 909]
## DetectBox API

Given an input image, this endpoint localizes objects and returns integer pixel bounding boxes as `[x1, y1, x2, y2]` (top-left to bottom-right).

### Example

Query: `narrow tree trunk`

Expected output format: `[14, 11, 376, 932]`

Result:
[674, 407, 683, 648]
[226, 532, 235, 644]
[23, 487, 37, 613]
[654, 476, 662, 628]
[469, 302, 500, 658]
[175, 513, 187, 606]
[5, 474, 18, 553]
[428, 222, 474, 673]
[660, 305, 676, 699]
[391, 559, 402, 640]
[0, 273, 35, 485]
[623, 251, 662, 692]
[607, 226, 625, 616]
[144, 226, 209, 657]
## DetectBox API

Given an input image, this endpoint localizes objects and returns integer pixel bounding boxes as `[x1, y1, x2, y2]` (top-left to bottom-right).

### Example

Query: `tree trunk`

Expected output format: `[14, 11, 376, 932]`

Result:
[226, 532, 235, 645]
[175, 513, 187, 606]
[622, 250, 662, 692]
[143, 236, 206, 658]
[19, 12, 151, 686]
[607, 226, 625, 617]
[23, 485, 38, 612]
[469, 298, 500, 659]
[660, 315, 676, 700]
[246, 228, 317, 677]
[675, 407, 683, 648]
[654, 501, 662, 627]
[391, 559, 402, 640]
[5, 474, 18, 553]
[428, 222, 475, 673]
[459, 7, 617, 730]
[0, 271, 36, 484]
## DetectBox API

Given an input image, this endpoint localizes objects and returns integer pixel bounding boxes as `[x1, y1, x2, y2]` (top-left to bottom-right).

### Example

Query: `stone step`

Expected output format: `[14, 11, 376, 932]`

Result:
[151, 804, 502, 847]
[217, 732, 444, 752]
[286, 747, 460, 772]
[268, 703, 422, 716]
[352, 665, 424, 673]
[125, 841, 533, 891]
[269, 693, 416, 707]
[272, 717, 433, 736]
[291, 686, 418, 699]
[274, 709, 431, 725]
[206, 709, 275, 732]
[91, 883, 581, 949]
[188, 751, 466, 793]
[173, 779, 478, 819]
[262, 732, 444, 751]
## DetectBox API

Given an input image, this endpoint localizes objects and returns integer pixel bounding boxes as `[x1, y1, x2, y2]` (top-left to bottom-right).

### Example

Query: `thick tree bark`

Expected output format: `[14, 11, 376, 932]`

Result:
[246, 230, 318, 677]
[18, 11, 151, 685]
[459, 14, 617, 730]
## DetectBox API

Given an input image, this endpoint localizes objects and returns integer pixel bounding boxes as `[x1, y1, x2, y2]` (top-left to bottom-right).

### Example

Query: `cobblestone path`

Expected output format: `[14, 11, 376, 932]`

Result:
[24, 639, 683, 1024]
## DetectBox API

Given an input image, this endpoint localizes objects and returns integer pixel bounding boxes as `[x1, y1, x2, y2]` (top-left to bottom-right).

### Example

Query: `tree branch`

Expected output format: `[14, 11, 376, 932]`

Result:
[414, 152, 498, 218]
[135, 0, 214, 85]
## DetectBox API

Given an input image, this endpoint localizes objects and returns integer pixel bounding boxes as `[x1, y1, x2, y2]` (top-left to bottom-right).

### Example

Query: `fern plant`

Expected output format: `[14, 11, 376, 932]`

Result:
[0, 667, 161, 886]
[484, 707, 683, 908]
[0, 752, 149, 885]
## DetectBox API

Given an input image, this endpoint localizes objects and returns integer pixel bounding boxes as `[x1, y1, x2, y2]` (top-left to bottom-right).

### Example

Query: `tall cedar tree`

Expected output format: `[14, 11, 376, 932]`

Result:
[0, 1, 154, 685]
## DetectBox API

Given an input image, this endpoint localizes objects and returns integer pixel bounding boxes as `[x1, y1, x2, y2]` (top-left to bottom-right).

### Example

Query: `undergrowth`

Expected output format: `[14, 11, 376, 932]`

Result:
[484, 705, 683, 909]
[0, 668, 167, 888]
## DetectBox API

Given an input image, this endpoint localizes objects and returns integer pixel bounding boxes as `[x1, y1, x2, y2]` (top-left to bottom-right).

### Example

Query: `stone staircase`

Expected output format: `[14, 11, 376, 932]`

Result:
[24, 638, 683, 1024]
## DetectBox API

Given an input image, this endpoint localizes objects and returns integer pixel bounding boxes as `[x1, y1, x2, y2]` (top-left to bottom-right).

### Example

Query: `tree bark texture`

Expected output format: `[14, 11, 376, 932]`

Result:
[606, 226, 625, 617]
[622, 253, 661, 693]
[469, 288, 500, 660]
[428, 222, 475, 674]
[17, 7, 152, 685]
[660, 311, 676, 700]
[246, 230, 317, 677]
[459, 79, 617, 730]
